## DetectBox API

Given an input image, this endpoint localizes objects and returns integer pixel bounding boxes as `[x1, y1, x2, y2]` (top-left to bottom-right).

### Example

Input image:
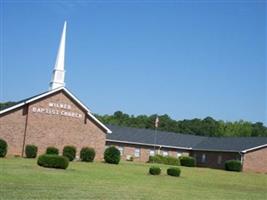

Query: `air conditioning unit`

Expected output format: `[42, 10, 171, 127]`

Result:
[126, 155, 133, 161]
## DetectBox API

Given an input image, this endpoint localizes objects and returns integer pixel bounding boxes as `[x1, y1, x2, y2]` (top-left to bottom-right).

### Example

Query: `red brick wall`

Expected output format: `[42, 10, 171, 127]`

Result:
[190, 150, 240, 169]
[106, 141, 189, 162]
[0, 91, 106, 160]
[243, 147, 267, 173]
[0, 107, 26, 156]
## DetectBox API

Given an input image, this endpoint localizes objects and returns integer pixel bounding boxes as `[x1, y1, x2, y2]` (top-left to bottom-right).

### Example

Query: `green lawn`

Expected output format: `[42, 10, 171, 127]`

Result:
[0, 158, 266, 200]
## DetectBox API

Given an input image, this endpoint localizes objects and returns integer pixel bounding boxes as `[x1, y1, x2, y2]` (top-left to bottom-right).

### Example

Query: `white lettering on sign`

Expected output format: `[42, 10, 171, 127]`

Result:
[31, 102, 82, 119]
[48, 102, 71, 110]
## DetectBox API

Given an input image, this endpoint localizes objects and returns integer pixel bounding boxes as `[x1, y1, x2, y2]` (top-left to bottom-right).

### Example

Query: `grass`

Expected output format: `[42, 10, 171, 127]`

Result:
[0, 158, 266, 200]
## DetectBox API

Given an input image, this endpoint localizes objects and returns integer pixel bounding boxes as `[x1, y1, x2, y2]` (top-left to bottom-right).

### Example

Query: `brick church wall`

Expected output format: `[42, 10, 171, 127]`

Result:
[243, 147, 267, 173]
[0, 107, 27, 156]
[0, 90, 107, 160]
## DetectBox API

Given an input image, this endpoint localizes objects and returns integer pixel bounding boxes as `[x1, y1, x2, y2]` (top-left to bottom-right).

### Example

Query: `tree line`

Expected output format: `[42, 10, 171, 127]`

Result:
[1, 102, 266, 137]
[95, 111, 267, 137]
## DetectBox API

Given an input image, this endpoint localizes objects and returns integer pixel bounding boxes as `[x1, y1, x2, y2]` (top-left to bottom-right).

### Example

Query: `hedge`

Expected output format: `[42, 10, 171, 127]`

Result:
[167, 167, 181, 177]
[180, 156, 196, 167]
[148, 155, 180, 166]
[0, 139, 7, 158]
[149, 166, 161, 175]
[225, 160, 242, 172]
[37, 154, 69, 169]
[25, 144, 38, 158]
[63, 146, 76, 161]
[46, 147, 59, 155]
[80, 147, 95, 162]
[104, 146, 121, 164]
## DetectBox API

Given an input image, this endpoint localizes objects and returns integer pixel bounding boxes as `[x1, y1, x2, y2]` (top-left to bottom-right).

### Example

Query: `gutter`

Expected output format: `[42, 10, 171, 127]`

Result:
[241, 144, 267, 153]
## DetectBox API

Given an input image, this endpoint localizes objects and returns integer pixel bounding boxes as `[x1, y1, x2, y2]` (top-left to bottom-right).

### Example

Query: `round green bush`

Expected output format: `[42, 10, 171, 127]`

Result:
[25, 144, 38, 158]
[180, 156, 196, 167]
[0, 139, 8, 158]
[225, 160, 242, 172]
[104, 146, 121, 164]
[149, 166, 161, 175]
[37, 154, 69, 169]
[63, 146, 76, 161]
[46, 147, 59, 155]
[167, 167, 181, 177]
[80, 147, 95, 162]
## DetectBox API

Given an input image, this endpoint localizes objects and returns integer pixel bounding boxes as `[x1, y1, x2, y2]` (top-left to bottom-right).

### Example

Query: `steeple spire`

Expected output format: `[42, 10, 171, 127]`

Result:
[49, 21, 67, 90]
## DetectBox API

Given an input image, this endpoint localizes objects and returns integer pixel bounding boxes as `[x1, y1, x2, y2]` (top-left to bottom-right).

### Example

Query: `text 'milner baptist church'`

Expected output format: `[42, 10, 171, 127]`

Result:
[0, 22, 267, 173]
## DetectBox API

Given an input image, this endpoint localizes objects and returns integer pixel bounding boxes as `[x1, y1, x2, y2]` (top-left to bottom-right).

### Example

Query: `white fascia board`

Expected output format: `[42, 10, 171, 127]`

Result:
[62, 89, 111, 134]
[0, 102, 26, 115]
[241, 144, 267, 153]
[0, 87, 111, 134]
[191, 148, 240, 153]
[26, 87, 64, 104]
[0, 87, 69, 115]
[87, 112, 112, 134]
[62, 88, 90, 112]
[106, 139, 191, 150]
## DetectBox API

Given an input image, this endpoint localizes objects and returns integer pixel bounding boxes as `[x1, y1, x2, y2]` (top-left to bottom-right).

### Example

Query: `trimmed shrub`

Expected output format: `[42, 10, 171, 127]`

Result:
[80, 147, 95, 162]
[63, 146, 76, 161]
[167, 167, 181, 177]
[37, 154, 69, 169]
[104, 146, 121, 164]
[148, 155, 180, 166]
[0, 139, 8, 158]
[46, 147, 59, 155]
[225, 160, 242, 172]
[25, 145, 38, 158]
[180, 156, 196, 167]
[149, 166, 161, 175]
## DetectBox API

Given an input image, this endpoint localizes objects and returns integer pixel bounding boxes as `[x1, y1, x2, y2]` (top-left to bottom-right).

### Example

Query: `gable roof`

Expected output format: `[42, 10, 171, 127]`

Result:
[106, 125, 267, 153]
[0, 87, 112, 134]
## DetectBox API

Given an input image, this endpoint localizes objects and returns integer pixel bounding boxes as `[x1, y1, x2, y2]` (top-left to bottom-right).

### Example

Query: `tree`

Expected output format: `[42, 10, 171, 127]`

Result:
[94, 110, 267, 137]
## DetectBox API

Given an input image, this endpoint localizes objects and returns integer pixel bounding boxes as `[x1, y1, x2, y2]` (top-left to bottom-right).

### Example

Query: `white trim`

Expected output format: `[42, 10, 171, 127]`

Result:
[0, 102, 25, 114]
[106, 139, 192, 150]
[241, 144, 267, 153]
[87, 112, 112, 134]
[0, 87, 65, 115]
[191, 148, 240, 153]
[0, 87, 111, 134]
[62, 88, 91, 112]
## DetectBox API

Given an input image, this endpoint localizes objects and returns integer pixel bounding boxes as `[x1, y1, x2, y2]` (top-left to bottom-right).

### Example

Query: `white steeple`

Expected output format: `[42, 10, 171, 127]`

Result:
[49, 21, 67, 90]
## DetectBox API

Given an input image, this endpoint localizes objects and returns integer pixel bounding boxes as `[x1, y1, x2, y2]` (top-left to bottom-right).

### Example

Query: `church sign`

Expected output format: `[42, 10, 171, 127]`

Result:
[32, 102, 82, 119]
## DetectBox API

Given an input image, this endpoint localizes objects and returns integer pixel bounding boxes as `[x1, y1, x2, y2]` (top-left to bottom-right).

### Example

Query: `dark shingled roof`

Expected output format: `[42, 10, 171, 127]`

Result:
[107, 125, 267, 152]
[193, 137, 267, 152]
[107, 125, 205, 149]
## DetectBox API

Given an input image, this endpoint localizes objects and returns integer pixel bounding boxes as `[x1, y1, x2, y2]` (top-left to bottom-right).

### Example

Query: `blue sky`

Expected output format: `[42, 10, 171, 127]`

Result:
[0, 1, 266, 124]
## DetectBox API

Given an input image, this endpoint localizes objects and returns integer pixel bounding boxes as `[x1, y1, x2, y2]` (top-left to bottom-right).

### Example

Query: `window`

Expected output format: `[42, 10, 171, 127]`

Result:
[177, 152, 182, 158]
[201, 154, 206, 163]
[162, 151, 168, 157]
[134, 148, 140, 157]
[149, 150, 155, 156]
[217, 155, 222, 165]
[118, 146, 124, 156]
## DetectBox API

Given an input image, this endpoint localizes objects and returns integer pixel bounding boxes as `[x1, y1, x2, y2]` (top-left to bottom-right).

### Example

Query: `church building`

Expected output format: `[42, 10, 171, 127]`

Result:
[0, 22, 111, 160]
[1, 22, 266, 173]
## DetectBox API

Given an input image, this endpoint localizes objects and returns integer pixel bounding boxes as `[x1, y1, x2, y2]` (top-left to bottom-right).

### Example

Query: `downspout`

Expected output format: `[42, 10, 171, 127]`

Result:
[238, 151, 244, 171]
[21, 104, 29, 157]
